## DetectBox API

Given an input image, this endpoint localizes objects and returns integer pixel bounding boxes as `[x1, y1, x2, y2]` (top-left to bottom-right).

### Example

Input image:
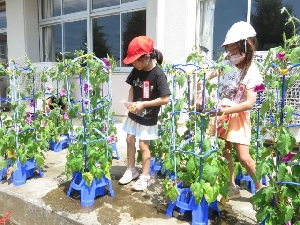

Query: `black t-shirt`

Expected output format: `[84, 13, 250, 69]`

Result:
[126, 66, 171, 126]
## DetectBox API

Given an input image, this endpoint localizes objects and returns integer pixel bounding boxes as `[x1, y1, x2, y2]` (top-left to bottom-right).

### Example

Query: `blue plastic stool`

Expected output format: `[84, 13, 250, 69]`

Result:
[111, 142, 120, 160]
[12, 161, 26, 186]
[12, 159, 43, 186]
[149, 157, 163, 177]
[0, 167, 7, 181]
[235, 171, 267, 194]
[166, 185, 219, 225]
[67, 172, 115, 207]
[49, 133, 69, 152]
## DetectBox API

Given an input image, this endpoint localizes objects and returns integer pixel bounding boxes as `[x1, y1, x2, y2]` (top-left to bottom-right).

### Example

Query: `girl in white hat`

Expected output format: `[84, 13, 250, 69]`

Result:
[198, 21, 264, 199]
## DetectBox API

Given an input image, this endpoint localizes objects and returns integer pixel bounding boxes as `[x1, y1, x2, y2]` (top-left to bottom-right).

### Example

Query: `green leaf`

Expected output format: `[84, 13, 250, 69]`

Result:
[0, 160, 8, 170]
[283, 105, 294, 123]
[260, 101, 270, 116]
[278, 205, 293, 224]
[190, 181, 204, 204]
[174, 99, 184, 112]
[290, 46, 300, 64]
[276, 128, 296, 156]
[277, 164, 288, 181]
[166, 186, 180, 202]
[201, 139, 211, 153]
[286, 73, 299, 90]
[82, 172, 94, 187]
[163, 153, 173, 170]
[34, 153, 44, 168]
[175, 74, 186, 88]
[203, 182, 214, 204]
[291, 165, 300, 177]
[202, 163, 218, 184]
[186, 157, 197, 174]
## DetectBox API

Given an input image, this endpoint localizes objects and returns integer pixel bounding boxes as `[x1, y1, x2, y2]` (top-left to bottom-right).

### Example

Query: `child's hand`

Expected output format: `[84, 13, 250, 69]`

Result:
[129, 102, 144, 115]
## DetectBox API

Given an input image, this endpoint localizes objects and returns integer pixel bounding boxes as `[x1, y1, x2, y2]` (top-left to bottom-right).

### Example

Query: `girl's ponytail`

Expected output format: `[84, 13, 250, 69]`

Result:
[150, 49, 164, 65]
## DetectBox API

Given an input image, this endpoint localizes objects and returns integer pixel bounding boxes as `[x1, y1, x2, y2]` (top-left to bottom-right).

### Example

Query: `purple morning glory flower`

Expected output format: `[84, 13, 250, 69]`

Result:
[30, 100, 35, 107]
[83, 83, 89, 95]
[101, 58, 110, 68]
[102, 123, 107, 133]
[60, 89, 67, 96]
[41, 121, 46, 127]
[281, 152, 296, 162]
[46, 86, 52, 91]
[253, 83, 266, 92]
[63, 113, 69, 120]
[277, 52, 285, 61]
[108, 135, 115, 144]
[26, 113, 33, 125]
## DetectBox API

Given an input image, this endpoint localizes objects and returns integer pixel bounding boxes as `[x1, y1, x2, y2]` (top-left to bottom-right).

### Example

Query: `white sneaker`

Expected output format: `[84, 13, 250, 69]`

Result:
[119, 168, 139, 185]
[132, 174, 151, 191]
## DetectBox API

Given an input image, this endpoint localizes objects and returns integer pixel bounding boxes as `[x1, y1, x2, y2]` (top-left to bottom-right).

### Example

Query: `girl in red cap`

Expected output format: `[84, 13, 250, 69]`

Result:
[197, 21, 264, 199]
[119, 36, 171, 191]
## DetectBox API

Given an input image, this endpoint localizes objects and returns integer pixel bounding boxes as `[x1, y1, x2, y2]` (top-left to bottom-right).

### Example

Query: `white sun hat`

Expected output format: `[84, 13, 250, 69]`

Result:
[222, 21, 256, 46]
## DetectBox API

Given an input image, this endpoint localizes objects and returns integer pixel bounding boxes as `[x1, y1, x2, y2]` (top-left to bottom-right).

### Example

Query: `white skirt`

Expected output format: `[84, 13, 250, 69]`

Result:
[122, 117, 158, 140]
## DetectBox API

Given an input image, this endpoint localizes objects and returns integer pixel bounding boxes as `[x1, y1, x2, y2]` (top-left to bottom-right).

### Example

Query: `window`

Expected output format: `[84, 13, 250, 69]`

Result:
[40, 0, 146, 70]
[92, 0, 119, 9]
[0, 0, 6, 65]
[64, 20, 87, 58]
[213, 0, 300, 60]
[41, 0, 60, 19]
[0, 1, 6, 29]
[92, 15, 120, 63]
[63, 0, 86, 15]
[121, 11, 146, 67]
[42, 24, 60, 62]
[0, 34, 7, 64]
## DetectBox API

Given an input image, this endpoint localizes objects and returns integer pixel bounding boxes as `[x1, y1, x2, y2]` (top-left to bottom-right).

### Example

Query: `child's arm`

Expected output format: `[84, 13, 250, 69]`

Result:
[45, 98, 52, 113]
[141, 95, 170, 108]
[128, 86, 134, 103]
[196, 69, 218, 110]
[130, 95, 170, 115]
[219, 88, 257, 115]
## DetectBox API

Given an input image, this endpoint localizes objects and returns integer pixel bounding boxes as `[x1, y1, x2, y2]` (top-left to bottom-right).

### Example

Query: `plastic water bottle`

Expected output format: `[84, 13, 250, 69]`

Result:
[121, 99, 146, 117]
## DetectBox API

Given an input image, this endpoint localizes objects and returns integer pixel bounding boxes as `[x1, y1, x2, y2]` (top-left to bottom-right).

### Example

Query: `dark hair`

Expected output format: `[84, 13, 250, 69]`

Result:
[47, 95, 67, 110]
[149, 49, 163, 65]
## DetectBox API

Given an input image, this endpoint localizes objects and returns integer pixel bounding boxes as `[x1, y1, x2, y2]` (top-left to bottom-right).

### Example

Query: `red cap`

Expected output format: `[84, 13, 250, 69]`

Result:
[123, 36, 154, 64]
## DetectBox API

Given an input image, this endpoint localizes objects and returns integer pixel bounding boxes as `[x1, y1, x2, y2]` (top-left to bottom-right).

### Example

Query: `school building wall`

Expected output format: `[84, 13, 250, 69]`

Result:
[5, 0, 200, 122]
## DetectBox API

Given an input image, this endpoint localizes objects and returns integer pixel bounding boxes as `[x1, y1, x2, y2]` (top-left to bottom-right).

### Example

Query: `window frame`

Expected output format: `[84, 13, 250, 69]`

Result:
[0, 31, 7, 59]
[38, 0, 146, 72]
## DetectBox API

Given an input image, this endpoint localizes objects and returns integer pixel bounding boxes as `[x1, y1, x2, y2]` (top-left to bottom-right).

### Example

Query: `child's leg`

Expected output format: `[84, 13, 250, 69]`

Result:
[235, 143, 263, 190]
[126, 134, 136, 168]
[119, 134, 138, 185]
[131, 139, 151, 191]
[223, 141, 236, 186]
[138, 140, 150, 176]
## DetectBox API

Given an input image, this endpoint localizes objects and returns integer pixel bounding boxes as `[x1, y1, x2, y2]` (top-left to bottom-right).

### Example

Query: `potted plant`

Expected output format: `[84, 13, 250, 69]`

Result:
[252, 8, 300, 224]
[0, 58, 56, 185]
[56, 52, 117, 206]
[154, 53, 230, 224]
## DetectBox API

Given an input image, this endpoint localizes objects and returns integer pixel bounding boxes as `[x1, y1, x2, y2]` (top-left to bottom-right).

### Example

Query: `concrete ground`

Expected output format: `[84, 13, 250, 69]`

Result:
[0, 122, 258, 225]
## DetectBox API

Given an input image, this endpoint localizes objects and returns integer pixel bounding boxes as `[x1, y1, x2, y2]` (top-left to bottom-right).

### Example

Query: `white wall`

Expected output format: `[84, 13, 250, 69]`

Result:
[6, 0, 200, 119]
[147, 0, 197, 64]
[6, 0, 39, 64]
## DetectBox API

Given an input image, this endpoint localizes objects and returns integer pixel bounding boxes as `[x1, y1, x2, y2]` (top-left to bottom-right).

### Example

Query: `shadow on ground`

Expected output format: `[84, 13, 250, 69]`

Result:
[41, 172, 256, 225]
